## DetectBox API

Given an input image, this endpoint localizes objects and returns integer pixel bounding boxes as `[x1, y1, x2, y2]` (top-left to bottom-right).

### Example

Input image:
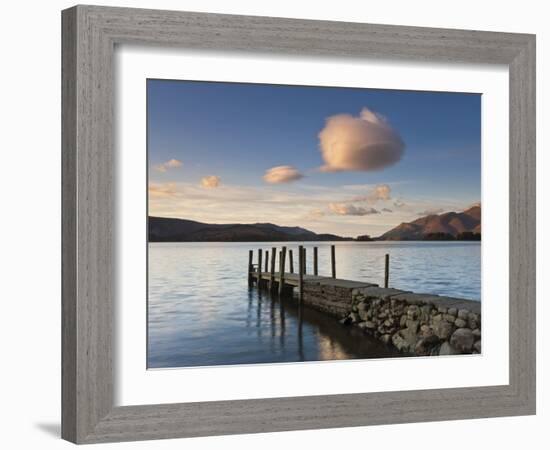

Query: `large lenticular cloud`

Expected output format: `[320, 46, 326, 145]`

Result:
[318, 108, 404, 172]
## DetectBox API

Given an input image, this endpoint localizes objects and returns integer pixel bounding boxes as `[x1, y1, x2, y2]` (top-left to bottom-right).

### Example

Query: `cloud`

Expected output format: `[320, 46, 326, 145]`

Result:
[148, 182, 178, 198]
[417, 208, 443, 216]
[263, 165, 304, 184]
[382, 208, 393, 213]
[354, 183, 392, 203]
[318, 107, 404, 172]
[394, 199, 406, 208]
[200, 175, 221, 188]
[154, 158, 182, 172]
[329, 203, 380, 216]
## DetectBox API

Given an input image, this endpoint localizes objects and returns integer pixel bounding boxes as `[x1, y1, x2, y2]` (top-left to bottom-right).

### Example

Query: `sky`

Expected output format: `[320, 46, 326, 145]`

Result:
[147, 79, 481, 237]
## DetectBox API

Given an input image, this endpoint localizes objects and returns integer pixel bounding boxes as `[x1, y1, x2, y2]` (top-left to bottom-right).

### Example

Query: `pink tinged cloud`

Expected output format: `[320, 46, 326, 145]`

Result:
[354, 183, 392, 203]
[263, 165, 304, 184]
[329, 203, 380, 216]
[154, 158, 183, 172]
[201, 175, 221, 188]
[318, 108, 404, 172]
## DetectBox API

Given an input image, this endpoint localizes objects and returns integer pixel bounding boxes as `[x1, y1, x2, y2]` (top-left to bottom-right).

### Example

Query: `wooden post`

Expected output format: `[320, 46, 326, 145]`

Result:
[264, 250, 269, 272]
[302, 247, 307, 274]
[331, 245, 336, 278]
[278, 246, 287, 295]
[313, 247, 318, 276]
[269, 247, 276, 290]
[289, 249, 294, 273]
[384, 253, 390, 288]
[257, 248, 262, 287]
[248, 249, 253, 287]
[298, 245, 304, 304]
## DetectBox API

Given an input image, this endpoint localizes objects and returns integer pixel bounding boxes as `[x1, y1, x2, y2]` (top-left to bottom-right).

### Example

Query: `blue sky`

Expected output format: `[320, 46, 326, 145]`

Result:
[148, 79, 481, 237]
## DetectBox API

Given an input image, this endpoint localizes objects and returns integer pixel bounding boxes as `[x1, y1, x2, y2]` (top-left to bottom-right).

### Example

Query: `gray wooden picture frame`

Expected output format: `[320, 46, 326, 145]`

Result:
[61, 4, 536, 444]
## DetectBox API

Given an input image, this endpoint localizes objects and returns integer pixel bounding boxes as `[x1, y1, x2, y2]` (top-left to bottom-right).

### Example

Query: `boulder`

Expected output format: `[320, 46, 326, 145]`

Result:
[457, 309, 469, 320]
[447, 307, 458, 317]
[434, 320, 454, 340]
[454, 318, 467, 328]
[420, 324, 434, 338]
[450, 328, 475, 353]
[380, 334, 392, 345]
[438, 341, 461, 356]
[415, 335, 441, 356]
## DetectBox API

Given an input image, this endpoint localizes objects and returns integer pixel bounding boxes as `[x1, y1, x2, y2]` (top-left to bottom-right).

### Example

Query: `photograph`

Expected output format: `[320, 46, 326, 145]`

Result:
[147, 79, 482, 368]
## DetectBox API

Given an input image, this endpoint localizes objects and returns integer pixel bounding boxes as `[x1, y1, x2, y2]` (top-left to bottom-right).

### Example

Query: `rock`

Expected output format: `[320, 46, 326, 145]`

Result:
[457, 309, 469, 320]
[454, 318, 467, 328]
[406, 319, 420, 333]
[472, 328, 481, 338]
[474, 340, 481, 353]
[420, 324, 433, 337]
[400, 315, 408, 327]
[339, 316, 352, 325]
[407, 305, 420, 319]
[467, 312, 479, 329]
[384, 318, 394, 327]
[415, 335, 441, 356]
[392, 332, 408, 351]
[357, 303, 369, 321]
[444, 314, 457, 323]
[380, 334, 392, 344]
[364, 321, 377, 329]
[450, 328, 475, 353]
[401, 327, 419, 351]
[434, 320, 454, 340]
[350, 312, 360, 323]
[420, 305, 432, 322]
[447, 307, 457, 317]
[438, 341, 461, 356]
[438, 306, 448, 314]
[432, 314, 443, 325]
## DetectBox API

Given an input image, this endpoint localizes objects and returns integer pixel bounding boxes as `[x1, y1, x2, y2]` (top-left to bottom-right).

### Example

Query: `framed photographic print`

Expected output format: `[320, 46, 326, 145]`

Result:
[62, 5, 536, 444]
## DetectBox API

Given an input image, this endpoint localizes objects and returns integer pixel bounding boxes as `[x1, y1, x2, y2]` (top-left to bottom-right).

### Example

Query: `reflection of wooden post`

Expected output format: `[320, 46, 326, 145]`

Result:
[298, 245, 304, 304]
[313, 247, 318, 276]
[302, 247, 307, 274]
[269, 247, 276, 290]
[289, 249, 294, 273]
[248, 250, 253, 287]
[331, 245, 336, 278]
[278, 246, 287, 295]
[384, 254, 390, 288]
[257, 249, 262, 287]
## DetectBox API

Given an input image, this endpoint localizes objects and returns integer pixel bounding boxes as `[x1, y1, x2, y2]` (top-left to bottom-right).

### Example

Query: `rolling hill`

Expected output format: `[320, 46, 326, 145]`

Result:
[148, 217, 353, 242]
[377, 205, 481, 240]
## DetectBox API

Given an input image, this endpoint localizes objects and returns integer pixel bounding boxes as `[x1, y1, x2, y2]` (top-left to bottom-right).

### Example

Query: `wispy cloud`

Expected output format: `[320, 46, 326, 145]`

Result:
[263, 165, 304, 184]
[148, 182, 178, 198]
[329, 203, 380, 216]
[153, 158, 182, 173]
[353, 183, 392, 204]
[318, 107, 404, 172]
[416, 208, 444, 216]
[200, 175, 221, 188]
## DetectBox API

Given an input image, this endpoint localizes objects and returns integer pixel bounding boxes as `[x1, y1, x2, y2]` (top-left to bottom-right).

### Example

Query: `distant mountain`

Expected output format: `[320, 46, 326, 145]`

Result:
[377, 205, 481, 241]
[148, 217, 353, 242]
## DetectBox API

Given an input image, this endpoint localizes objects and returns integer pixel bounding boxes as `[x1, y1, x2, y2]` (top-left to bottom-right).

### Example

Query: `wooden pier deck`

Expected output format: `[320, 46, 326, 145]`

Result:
[251, 271, 377, 289]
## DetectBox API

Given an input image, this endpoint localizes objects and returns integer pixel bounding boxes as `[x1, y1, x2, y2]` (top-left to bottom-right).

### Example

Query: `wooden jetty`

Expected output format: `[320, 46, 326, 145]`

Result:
[248, 245, 389, 317]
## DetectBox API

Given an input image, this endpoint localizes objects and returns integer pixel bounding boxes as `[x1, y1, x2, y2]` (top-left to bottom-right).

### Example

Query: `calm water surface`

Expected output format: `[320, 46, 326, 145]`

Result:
[148, 241, 480, 368]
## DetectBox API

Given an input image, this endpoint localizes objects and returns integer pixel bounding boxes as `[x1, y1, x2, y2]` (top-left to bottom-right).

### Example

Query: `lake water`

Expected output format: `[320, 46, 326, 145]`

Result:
[148, 241, 480, 368]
